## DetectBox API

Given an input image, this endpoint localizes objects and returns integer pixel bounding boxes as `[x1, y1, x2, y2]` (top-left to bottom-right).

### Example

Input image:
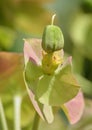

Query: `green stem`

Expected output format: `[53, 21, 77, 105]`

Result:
[32, 112, 40, 130]
[0, 98, 8, 130]
[14, 96, 22, 130]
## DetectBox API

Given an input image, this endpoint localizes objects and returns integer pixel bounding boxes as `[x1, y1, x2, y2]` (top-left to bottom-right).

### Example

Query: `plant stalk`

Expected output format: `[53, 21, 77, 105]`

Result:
[14, 96, 22, 130]
[32, 112, 40, 130]
[0, 98, 8, 130]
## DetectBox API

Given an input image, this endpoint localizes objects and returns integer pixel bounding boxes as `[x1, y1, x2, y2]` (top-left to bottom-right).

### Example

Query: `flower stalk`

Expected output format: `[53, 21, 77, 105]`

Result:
[14, 96, 22, 130]
[0, 98, 8, 130]
[32, 112, 40, 130]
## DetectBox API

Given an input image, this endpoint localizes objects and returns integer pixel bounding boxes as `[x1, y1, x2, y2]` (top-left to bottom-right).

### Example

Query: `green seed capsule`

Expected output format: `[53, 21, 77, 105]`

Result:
[42, 25, 64, 53]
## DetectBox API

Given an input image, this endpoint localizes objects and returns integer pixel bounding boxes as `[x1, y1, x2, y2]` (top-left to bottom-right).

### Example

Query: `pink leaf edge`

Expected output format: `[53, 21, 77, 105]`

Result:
[27, 88, 45, 121]
[23, 71, 45, 121]
[23, 39, 42, 65]
[63, 91, 84, 124]
[64, 56, 72, 66]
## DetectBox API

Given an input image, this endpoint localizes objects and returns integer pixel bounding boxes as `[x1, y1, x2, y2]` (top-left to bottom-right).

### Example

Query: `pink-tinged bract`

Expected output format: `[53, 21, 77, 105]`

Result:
[62, 91, 84, 124]
[24, 39, 42, 65]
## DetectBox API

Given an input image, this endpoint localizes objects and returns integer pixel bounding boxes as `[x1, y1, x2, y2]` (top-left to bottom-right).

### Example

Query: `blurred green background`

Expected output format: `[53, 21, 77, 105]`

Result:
[0, 0, 92, 130]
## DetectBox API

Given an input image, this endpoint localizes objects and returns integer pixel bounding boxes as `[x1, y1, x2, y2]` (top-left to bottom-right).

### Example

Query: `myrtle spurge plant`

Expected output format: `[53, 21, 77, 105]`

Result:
[23, 14, 84, 125]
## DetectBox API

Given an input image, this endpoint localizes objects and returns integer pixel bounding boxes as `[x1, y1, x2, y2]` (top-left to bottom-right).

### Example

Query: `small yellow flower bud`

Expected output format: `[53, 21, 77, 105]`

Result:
[42, 51, 63, 75]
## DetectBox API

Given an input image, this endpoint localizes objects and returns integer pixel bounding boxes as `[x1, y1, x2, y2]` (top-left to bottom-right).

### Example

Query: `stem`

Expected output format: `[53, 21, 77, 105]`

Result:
[32, 112, 40, 130]
[51, 14, 56, 25]
[14, 96, 22, 130]
[0, 98, 8, 130]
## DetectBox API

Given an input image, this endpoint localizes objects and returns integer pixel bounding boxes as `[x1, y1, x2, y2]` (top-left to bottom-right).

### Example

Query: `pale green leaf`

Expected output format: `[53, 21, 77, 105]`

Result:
[23, 71, 45, 121]
[25, 60, 43, 92]
[24, 70, 55, 123]
[36, 62, 80, 106]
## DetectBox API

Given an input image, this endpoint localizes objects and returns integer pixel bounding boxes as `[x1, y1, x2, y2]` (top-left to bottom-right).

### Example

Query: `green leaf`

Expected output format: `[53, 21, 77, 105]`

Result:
[24, 63, 54, 123]
[23, 72, 45, 121]
[25, 60, 43, 92]
[24, 64, 45, 121]
[36, 61, 80, 106]
[24, 71, 55, 124]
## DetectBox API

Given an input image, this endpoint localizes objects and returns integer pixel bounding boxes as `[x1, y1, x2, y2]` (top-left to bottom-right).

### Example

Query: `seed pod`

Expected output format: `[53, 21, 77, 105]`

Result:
[42, 25, 64, 53]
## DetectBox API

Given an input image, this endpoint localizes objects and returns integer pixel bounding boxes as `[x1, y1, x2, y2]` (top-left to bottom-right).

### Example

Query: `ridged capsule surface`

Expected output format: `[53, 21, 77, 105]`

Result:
[42, 25, 64, 53]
